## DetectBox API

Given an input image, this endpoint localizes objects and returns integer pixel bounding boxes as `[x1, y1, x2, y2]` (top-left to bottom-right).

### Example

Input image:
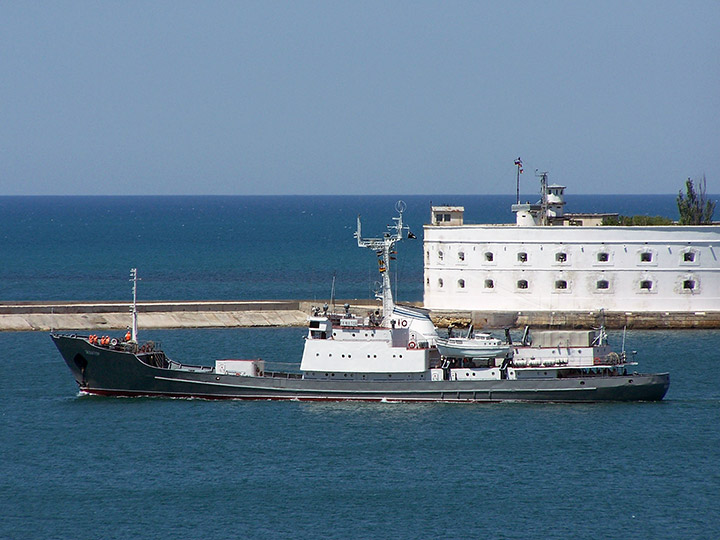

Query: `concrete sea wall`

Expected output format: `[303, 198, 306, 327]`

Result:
[1, 300, 718, 331]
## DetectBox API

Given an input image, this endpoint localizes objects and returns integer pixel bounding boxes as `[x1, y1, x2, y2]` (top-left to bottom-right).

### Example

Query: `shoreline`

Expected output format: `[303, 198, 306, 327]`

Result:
[1, 300, 718, 331]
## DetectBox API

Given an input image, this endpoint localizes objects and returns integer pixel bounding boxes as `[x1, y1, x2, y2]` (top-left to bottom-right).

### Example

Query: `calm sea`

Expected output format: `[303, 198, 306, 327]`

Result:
[1, 195, 719, 539]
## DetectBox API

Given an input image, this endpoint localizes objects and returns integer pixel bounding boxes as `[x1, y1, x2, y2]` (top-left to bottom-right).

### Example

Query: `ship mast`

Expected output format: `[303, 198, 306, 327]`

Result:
[355, 201, 409, 326]
[129, 268, 139, 343]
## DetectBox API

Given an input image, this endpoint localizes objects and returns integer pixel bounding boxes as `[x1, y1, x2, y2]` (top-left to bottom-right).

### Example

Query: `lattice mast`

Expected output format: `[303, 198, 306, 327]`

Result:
[354, 201, 409, 326]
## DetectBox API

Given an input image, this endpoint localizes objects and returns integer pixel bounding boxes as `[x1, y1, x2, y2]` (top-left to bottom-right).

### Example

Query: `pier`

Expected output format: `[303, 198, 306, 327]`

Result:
[1, 300, 718, 331]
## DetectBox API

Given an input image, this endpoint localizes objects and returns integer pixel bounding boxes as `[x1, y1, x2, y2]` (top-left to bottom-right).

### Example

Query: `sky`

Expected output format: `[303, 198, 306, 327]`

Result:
[1, 1, 718, 196]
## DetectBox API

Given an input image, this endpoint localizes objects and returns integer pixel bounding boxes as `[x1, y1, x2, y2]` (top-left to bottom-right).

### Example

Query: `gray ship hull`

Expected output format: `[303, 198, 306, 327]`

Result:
[51, 334, 670, 402]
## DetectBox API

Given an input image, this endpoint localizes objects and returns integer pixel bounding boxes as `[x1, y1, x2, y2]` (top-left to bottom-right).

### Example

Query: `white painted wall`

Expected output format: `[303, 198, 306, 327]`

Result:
[423, 225, 720, 312]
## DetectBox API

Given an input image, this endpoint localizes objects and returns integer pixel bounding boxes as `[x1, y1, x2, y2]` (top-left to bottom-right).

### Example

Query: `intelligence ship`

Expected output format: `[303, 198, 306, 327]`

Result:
[51, 203, 669, 402]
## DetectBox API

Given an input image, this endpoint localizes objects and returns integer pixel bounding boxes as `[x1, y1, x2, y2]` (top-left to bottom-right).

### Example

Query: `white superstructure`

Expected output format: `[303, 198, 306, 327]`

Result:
[424, 177, 720, 313]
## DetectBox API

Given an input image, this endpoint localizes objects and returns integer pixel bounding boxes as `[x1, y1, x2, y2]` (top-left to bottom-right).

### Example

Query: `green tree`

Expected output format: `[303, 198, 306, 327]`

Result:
[677, 175, 716, 225]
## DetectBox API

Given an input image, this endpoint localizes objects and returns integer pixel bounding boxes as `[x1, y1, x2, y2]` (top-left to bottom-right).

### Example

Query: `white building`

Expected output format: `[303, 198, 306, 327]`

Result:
[423, 179, 720, 313]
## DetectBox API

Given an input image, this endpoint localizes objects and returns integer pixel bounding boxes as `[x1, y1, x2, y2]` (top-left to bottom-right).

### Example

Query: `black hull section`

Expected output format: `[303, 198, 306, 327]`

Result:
[51, 335, 670, 403]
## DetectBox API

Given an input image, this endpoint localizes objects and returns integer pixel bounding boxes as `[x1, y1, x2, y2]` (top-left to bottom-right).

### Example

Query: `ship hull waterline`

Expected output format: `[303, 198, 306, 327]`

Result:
[52, 335, 670, 403]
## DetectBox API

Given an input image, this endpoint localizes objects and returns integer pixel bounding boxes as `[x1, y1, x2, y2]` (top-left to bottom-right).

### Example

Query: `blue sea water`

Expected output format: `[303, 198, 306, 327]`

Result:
[0, 193, 691, 303]
[1, 328, 719, 540]
[1, 194, 719, 539]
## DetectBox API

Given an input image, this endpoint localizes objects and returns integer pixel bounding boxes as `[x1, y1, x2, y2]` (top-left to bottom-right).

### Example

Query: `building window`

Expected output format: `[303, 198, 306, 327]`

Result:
[518, 252, 528, 262]
[683, 280, 696, 290]
[484, 279, 494, 289]
[683, 252, 696, 262]
[458, 279, 465, 289]
[596, 280, 609, 290]
[458, 251, 465, 261]
[555, 280, 567, 289]
[597, 252, 609, 262]
[640, 252, 652, 263]
[640, 280, 653, 290]
[556, 252, 567, 263]
[435, 213, 451, 224]
[484, 252, 494, 262]
[517, 279, 528, 289]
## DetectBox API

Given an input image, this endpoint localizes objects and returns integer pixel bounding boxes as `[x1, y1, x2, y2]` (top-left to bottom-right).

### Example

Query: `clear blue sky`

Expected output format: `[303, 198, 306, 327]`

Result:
[1, 1, 718, 195]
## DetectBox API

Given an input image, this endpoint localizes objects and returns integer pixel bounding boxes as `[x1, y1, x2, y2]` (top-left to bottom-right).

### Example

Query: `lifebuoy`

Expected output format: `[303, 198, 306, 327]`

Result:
[110, 338, 118, 347]
[401, 319, 408, 327]
[408, 341, 416, 349]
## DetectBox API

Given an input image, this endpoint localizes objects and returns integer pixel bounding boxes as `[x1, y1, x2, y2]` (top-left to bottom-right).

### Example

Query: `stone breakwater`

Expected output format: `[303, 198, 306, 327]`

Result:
[1, 301, 718, 331]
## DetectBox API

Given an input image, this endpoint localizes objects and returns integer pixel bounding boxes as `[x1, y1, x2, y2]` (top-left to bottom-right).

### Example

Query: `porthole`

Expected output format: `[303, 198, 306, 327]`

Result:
[597, 252, 609, 262]
[683, 252, 696, 262]
[518, 252, 528, 262]
[556, 252, 567, 263]
[640, 252, 652, 263]
[484, 279, 494, 289]
[458, 251, 465, 261]
[596, 280, 609, 290]
[458, 279, 465, 289]
[517, 279, 528, 289]
[640, 280, 653, 290]
[485, 252, 494, 262]
[438, 278, 444, 288]
[683, 280, 696, 290]
[555, 280, 567, 289]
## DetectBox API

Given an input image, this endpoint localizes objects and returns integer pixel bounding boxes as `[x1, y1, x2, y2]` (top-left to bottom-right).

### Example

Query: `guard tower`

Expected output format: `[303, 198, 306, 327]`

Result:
[431, 206, 464, 226]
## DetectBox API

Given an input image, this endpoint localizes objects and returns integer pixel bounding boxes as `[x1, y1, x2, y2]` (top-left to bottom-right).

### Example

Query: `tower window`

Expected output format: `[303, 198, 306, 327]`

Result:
[597, 252, 609, 262]
[484, 279, 494, 289]
[596, 280, 609, 290]
[556, 252, 567, 263]
[518, 252, 528, 262]
[640, 280, 653, 290]
[517, 279, 528, 289]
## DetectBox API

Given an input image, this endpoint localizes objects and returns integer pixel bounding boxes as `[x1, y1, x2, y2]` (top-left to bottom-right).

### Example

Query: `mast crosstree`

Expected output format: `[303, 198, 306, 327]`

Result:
[354, 200, 411, 325]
